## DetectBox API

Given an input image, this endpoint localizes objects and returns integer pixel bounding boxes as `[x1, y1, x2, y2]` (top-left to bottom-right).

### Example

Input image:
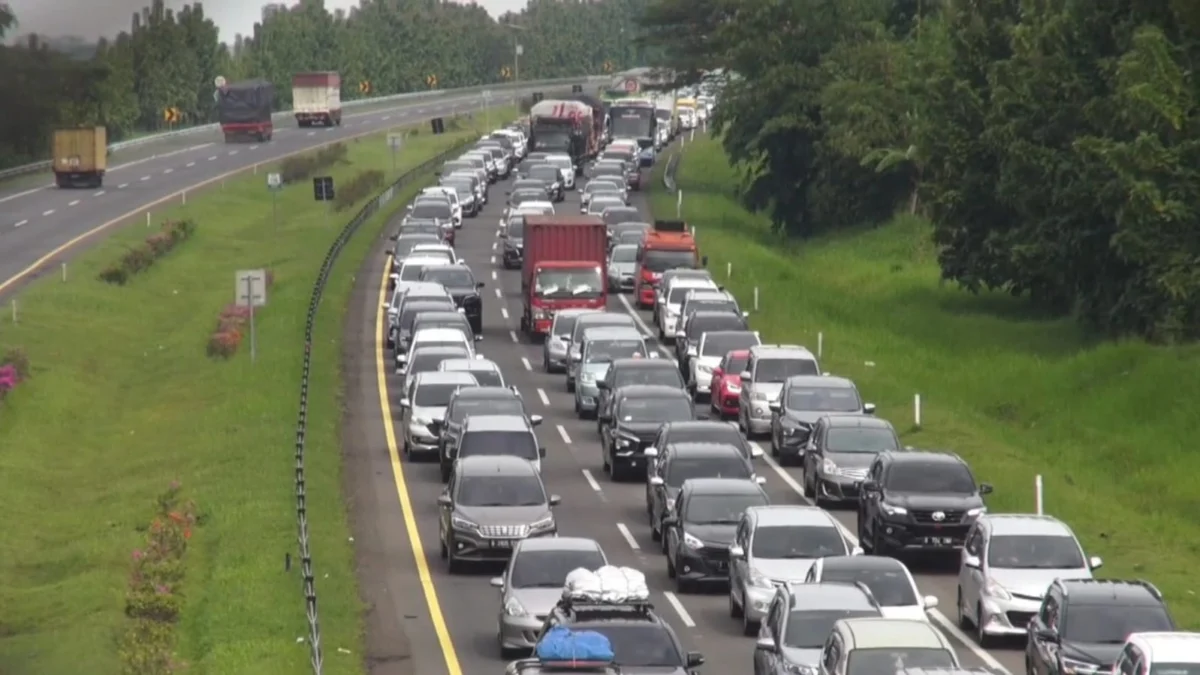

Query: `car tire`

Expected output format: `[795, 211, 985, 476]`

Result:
[957, 587, 971, 629]
[666, 552, 676, 579]
[440, 464, 451, 483]
[976, 603, 992, 648]
[729, 588, 743, 618]
[742, 612, 757, 637]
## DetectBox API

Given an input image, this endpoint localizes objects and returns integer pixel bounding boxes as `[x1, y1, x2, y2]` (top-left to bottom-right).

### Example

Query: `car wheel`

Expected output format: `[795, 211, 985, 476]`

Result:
[666, 552, 676, 579]
[858, 519, 873, 553]
[729, 586, 743, 618]
[498, 637, 521, 660]
[871, 525, 889, 556]
[957, 587, 971, 629]
[566, 379, 575, 393]
[742, 610, 757, 637]
[651, 516, 661, 542]
[439, 531, 448, 559]
[976, 603, 992, 647]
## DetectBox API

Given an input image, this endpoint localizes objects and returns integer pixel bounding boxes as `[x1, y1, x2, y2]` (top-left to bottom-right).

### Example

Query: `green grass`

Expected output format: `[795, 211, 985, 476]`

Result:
[0, 106, 516, 675]
[650, 136, 1200, 628]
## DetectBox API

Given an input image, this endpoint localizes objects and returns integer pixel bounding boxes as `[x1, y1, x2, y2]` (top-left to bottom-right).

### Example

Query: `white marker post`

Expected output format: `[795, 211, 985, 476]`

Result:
[146, 212, 151, 228]
[726, 261, 732, 278]
[10, 299, 16, 324]
[676, 190, 682, 218]
[61, 262, 67, 282]
[753, 287, 759, 312]
[1035, 475, 1044, 515]
[913, 394, 922, 428]
[181, 189, 187, 206]
[817, 332, 824, 359]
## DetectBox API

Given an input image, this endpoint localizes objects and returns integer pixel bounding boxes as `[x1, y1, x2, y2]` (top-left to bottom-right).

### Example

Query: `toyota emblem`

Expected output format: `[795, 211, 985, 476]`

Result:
[932, 511, 946, 521]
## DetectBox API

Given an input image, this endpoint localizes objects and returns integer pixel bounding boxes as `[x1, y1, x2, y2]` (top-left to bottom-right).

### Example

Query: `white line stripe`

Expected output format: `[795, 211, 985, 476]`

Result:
[662, 592, 696, 627]
[537, 388, 550, 405]
[118, 183, 129, 188]
[500, 307, 509, 320]
[68, 200, 79, 206]
[491, 270, 497, 280]
[556, 425, 572, 444]
[186, 162, 195, 167]
[490, 255, 496, 264]
[41, 209, 53, 216]
[14, 219, 27, 227]
[228, 150, 238, 155]
[249, 145, 258, 150]
[162, 168, 172, 174]
[139, 175, 149, 181]
[382, 115, 391, 120]
[207, 156, 216, 161]
[583, 470, 603, 493]
[0, 187, 43, 204]
[494, 288, 502, 298]
[521, 357, 532, 371]
[492, 241, 497, 251]
[93, 190, 105, 196]
[616, 523, 640, 550]
[509, 330, 518, 343]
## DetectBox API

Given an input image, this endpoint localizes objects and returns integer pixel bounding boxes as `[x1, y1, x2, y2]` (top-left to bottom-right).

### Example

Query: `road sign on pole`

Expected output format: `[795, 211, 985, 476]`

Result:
[387, 133, 404, 172]
[267, 172, 282, 226]
[235, 269, 268, 363]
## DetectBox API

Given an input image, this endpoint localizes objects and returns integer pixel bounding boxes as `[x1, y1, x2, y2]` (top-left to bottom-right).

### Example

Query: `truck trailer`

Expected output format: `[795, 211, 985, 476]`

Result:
[218, 79, 275, 143]
[521, 214, 609, 337]
[528, 100, 599, 174]
[51, 126, 107, 188]
[292, 71, 342, 127]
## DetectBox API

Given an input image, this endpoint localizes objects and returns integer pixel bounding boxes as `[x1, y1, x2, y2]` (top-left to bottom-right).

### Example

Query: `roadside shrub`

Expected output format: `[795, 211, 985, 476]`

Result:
[205, 288, 270, 358]
[98, 219, 197, 285]
[278, 142, 348, 183]
[0, 348, 30, 402]
[333, 169, 385, 211]
[119, 482, 197, 675]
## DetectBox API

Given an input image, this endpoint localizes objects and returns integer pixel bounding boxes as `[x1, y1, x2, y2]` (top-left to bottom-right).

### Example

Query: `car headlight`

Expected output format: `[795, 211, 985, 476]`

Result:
[1060, 658, 1100, 675]
[451, 515, 478, 531]
[666, 307, 678, 318]
[665, 497, 675, 511]
[726, 383, 741, 393]
[821, 458, 837, 474]
[749, 571, 773, 588]
[504, 597, 527, 617]
[616, 437, 632, 448]
[682, 532, 703, 549]
[530, 515, 555, 532]
[569, 347, 581, 359]
[984, 578, 1011, 600]
[967, 507, 987, 517]
[412, 416, 432, 426]
[880, 502, 908, 516]
[580, 371, 596, 384]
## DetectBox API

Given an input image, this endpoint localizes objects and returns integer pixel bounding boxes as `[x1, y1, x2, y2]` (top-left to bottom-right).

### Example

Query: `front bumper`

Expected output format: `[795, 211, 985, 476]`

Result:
[877, 518, 971, 551]
[638, 285, 656, 306]
[545, 340, 568, 370]
[447, 528, 554, 562]
[576, 381, 600, 412]
[742, 584, 777, 622]
[812, 474, 863, 503]
[611, 437, 651, 473]
[608, 274, 635, 291]
[776, 428, 811, 457]
[745, 401, 773, 434]
[676, 547, 729, 582]
[660, 315, 678, 336]
[713, 388, 740, 415]
[979, 595, 1041, 636]
[502, 246, 522, 268]
[498, 612, 547, 650]
[404, 426, 439, 456]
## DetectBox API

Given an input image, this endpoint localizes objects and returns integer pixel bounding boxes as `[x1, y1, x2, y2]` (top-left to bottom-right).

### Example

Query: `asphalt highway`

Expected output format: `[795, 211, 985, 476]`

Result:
[351, 158, 1029, 675]
[0, 85, 563, 295]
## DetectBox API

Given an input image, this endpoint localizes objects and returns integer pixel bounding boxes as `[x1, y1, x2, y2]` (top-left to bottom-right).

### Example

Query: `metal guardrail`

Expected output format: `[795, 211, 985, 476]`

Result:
[0, 74, 608, 182]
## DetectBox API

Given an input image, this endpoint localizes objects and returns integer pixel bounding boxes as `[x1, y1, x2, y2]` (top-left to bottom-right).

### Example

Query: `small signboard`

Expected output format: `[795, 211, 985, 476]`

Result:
[482, 89, 492, 100]
[267, 172, 282, 190]
[235, 269, 268, 307]
[313, 176, 334, 201]
[387, 133, 404, 150]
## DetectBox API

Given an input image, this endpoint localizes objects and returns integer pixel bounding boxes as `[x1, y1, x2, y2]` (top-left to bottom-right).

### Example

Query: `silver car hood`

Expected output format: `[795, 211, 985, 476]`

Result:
[753, 558, 816, 583]
[990, 567, 1087, 599]
[410, 404, 446, 421]
[610, 262, 636, 276]
[782, 647, 823, 669]
[693, 355, 722, 370]
[509, 587, 563, 615]
[751, 382, 784, 398]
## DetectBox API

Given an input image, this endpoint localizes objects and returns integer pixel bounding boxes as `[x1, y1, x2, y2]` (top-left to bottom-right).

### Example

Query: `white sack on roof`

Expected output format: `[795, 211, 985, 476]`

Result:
[563, 565, 650, 603]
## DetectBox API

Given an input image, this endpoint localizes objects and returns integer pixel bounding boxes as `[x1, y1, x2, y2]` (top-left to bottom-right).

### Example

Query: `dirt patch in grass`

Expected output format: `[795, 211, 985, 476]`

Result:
[0, 107, 516, 675]
[650, 136, 1200, 628]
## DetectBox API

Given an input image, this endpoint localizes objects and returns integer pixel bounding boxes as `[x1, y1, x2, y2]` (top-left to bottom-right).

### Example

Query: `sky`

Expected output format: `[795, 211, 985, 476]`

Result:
[5, 0, 529, 43]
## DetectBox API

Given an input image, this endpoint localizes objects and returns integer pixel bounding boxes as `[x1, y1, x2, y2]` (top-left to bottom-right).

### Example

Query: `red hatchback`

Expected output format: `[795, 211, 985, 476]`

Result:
[708, 349, 750, 418]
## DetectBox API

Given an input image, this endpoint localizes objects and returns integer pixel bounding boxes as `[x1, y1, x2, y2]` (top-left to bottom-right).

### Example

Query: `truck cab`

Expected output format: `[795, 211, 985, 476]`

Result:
[521, 215, 609, 338]
[635, 221, 705, 309]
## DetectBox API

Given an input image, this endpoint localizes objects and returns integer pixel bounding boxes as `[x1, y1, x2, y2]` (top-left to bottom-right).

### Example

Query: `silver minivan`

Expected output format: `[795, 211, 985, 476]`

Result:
[564, 312, 638, 391]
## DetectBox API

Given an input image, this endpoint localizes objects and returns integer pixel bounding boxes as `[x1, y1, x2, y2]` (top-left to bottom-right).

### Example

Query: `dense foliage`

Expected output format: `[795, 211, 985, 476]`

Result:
[0, 0, 646, 170]
[640, 0, 1200, 341]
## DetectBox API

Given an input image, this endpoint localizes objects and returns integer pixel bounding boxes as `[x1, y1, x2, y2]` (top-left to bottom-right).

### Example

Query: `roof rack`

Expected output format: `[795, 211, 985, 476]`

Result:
[557, 595, 657, 620]
[1059, 578, 1163, 600]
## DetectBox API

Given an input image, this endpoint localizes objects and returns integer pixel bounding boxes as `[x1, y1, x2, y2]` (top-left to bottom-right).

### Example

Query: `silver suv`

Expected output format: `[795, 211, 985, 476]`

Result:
[737, 345, 821, 437]
[400, 371, 479, 461]
[956, 513, 1101, 646]
[564, 312, 637, 391]
[542, 308, 601, 373]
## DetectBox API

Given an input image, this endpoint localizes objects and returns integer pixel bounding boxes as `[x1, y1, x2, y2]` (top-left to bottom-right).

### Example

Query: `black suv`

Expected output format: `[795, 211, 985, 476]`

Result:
[856, 451, 991, 555]
[663, 478, 770, 592]
[419, 265, 485, 335]
[595, 358, 686, 433]
[536, 597, 704, 674]
[1026, 579, 1175, 675]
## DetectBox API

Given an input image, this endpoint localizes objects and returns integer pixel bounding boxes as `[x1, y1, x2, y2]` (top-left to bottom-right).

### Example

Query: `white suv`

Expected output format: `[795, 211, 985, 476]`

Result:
[1113, 632, 1200, 674]
[656, 278, 718, 341]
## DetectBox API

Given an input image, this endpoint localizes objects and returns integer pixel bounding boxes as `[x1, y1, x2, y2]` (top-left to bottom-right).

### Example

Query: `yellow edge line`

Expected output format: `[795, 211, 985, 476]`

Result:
[374, 253, 463, 675]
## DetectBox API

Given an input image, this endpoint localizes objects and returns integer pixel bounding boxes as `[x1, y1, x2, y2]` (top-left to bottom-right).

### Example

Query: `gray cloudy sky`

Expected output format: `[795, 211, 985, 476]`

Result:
[5, 0, 529, 42]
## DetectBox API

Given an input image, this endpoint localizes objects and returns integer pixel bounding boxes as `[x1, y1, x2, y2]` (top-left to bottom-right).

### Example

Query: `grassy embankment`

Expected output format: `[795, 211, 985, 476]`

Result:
[0, 105, 516, 674]
[650, 136, 1200, 627]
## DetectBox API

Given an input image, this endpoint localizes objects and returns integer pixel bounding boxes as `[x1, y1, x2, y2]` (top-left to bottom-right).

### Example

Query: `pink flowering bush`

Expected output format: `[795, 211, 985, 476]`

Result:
[0, 347, 30, 402]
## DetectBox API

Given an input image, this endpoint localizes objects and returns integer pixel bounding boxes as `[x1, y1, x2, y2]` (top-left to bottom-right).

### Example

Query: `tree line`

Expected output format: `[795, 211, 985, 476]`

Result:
[640, 0, 1200, 341]
[0, 0, 648, 171]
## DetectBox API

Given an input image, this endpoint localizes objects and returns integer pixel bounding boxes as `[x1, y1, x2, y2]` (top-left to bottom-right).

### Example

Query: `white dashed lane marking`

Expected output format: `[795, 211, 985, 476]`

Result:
[616, 523, 639, 549]
[14, 219, 27, 227]
[41, 209, 53, 216]
[68, 200, 79, 206]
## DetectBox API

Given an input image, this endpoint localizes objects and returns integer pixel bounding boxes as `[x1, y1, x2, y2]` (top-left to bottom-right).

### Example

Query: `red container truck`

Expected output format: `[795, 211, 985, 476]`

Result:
[521, 215, 609, 337]
[292, 71, 342, 127]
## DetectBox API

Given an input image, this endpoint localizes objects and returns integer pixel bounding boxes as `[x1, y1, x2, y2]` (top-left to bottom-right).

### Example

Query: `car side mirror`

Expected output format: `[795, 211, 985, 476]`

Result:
[863, 402, 876, 414]
[768, 400, 780, 412]
[687, 652, 705, 667]
[643, 447, 659, 458]
[649, 476, 664, 486]
[729, 545, 745, 558]
[381, 302, 390, 310]
[529, 414, 544, 427]
[1089, 556, 1103, 570]
[739, 371, 751, 380]
[489, 577, 504, 589]
[923, 595, 939, 609]
[850, 546, 864, 556]
[539, 446, 547, 458]
[596, 379, 610, 390]
[399, 398, 411, 409]
[742, 311, 750, 318]
[474, 334, 483, 342]
[437, 494, 452, 507]
[963, 554, 981, 569]
[980, 483, 994, 495]
[406, 205, 413, 211]
[549, 494, 561, 506]
[754, 476, 766, 485]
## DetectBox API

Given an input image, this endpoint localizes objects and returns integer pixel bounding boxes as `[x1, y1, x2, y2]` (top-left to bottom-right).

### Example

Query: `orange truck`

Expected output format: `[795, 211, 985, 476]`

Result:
[634, 220, 706, 308]
[521, 214, 609, 337]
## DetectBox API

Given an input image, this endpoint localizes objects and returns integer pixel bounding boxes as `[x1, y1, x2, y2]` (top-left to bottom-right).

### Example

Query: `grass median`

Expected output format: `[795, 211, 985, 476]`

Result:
[650, 135, 1200, 628]
[0, 105, 516, 674]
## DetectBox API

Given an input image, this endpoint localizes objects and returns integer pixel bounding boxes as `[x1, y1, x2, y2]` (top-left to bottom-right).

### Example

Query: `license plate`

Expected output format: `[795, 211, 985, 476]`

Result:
[923, 537, 955, 546]
[489, 539, 515, 549]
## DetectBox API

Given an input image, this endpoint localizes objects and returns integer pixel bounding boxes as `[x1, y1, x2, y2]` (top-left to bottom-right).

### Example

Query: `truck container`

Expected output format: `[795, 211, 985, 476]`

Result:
[51, 126, 106, 188]
[635, 220, 704, 308]
[529, 100, 597, 174]
[564, 94, 606, 161]
[218, 79, 275, 143]
[292, 71, 342, 127]
[521, 214, 609, 337]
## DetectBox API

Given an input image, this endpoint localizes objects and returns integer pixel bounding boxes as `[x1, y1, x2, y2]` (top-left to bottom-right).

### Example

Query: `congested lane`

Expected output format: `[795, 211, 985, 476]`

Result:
[361, 147, 1025, 675]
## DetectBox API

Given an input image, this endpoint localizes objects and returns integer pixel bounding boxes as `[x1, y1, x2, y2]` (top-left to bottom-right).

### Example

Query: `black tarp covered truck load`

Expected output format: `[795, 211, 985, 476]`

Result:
[218, 79, 275, 142]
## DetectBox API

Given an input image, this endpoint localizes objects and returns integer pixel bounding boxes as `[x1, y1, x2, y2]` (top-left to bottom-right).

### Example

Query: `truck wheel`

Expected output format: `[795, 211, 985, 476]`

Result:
[91, 176, 103, 189]
[264, 132, 273, 142]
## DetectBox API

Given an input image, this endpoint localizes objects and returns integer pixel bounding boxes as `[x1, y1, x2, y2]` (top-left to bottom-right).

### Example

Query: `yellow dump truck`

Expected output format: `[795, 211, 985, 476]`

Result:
[52, 126, 107, 188]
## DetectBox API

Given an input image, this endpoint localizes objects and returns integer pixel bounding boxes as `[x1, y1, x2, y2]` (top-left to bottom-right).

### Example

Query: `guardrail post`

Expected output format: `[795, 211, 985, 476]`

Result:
[817, 331, 823, 358]
[913, 394, 922, 428]
[1035, 475, 1044, 515]
[146, 212, 151, 228]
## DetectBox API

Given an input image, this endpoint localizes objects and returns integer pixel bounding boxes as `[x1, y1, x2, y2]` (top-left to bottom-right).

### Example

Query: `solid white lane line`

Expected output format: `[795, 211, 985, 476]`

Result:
[68, 200, 79, 206]
[509, 330, 518, 343]
[500, 307, 509, 320]
[0, 187, 44, 204]
[663, 592, 696, 627]
[556, 425, 572, 444]
[41, 209, 53, 216]
[583, 470, 603, 493]
[537, 388, 550, 406]
[616, 523, 639, 550]
[14, 220, 27, 227]
[521, 357, 532, 371]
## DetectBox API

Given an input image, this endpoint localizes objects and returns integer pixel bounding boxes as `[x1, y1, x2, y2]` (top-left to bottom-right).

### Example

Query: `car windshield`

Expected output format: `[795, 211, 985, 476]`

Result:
[411, 203, 451, 219]
[511, 190, 545, 205]
[612, 246, 638, 263]
[821, 425, 896, 451]
[506, 218, 524, 237]
[784, 610, 879, 648]
[725, 355, 749, 373]
[395, 236, 438, 257]
[1063, 604, 1174, 643]
[529, 166, 559, 181]
[534, 268, 603, 299]
[409, 352, 464, 375]
[820, 565, 918, 606]
[684, 493, 767, 525]
[547, 156, 572, 170]
[665, 428, 746, 452]
[689, 299, 739, 316]
[603, 209, 639, 225]
[702, 333, 757, 356]
[688, 316, 746, 338]
[449, 397, 524, 422]
[586, 182, 620, 194]
[579, 625, 683, 668]
[613, 366, 682, 389]
[846, 648, 955, 675]
[643, 249, 697, 272]
[552, 315, 581, 338]
[754, 358, 818, 383]
[619, 397, 692, 423]
[457, 474, 545, 507]
[415, 383, 463, 406]
[459, 430, 537, 460]
[460, 369, 503, 387]
[986, 535, 1085, 569]
[422, 266, 475, 287]
[589, 199, 623, 214]
[401, 306, 452, 332]
[444, 182, 472, 197]
[586, 339, 647, 362]
[752, 525, 847, 559]
[665, 457, 750, 487]
[511, 549, 606, 588]
[885, 462, 976, 493]
[668, 286, 708, 304]
[786, 386, 862, 412]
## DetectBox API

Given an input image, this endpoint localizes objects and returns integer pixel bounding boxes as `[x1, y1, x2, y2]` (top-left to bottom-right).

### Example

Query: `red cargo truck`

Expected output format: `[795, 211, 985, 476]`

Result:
[521, 215, 609, 337]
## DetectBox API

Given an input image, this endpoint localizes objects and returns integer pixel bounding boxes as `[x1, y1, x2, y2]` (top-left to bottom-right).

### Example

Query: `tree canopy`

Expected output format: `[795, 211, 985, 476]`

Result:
[0, 0, 646, 170]
[640, 0, 1200, 342]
